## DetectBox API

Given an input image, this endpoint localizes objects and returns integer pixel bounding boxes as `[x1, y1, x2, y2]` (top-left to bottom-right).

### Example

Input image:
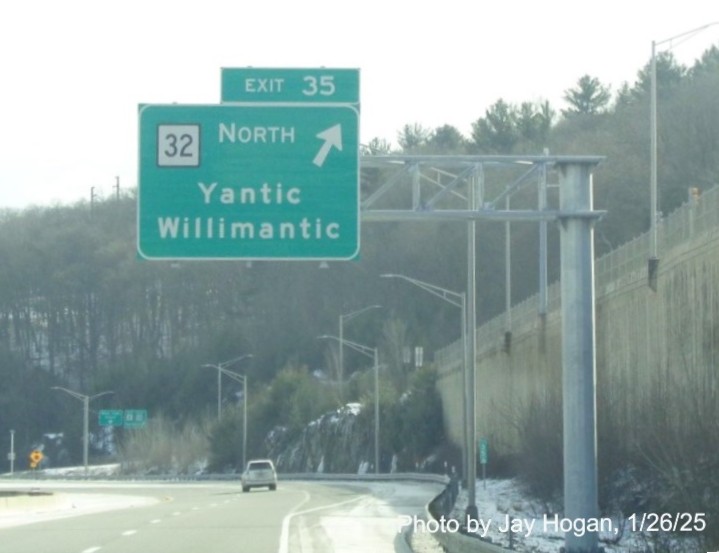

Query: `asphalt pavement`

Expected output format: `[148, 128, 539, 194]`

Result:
[0, 479, 444, 553]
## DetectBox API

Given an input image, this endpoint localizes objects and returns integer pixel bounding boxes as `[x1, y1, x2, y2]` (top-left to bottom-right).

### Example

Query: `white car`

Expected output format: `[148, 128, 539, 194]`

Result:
[241, 459, 277, 492]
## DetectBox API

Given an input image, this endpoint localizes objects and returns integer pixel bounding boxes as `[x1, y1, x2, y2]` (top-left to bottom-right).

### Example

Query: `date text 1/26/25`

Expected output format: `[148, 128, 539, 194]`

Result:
[628, 512, 706, 533]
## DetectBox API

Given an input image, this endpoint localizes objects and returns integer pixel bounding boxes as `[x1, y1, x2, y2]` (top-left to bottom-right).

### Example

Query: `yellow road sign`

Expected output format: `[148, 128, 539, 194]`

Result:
[29, 450, 43, 467]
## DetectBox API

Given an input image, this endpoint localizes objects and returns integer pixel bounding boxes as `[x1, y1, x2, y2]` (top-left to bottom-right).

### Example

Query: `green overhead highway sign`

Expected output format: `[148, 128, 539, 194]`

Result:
[138, 103, 359, 260]
[221, 67, 359, 105]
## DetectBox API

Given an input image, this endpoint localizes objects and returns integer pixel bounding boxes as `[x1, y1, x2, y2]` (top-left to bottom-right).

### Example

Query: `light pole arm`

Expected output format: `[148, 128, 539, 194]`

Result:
[219, 367, 247, 385]
[381, 273, 463, 308]
[52, 387, 114, 403]
[218, 354, 253, 369]
[202, 354, 253, 372]
[341, 338, 375, 359]
[90, 391, 115, 402]
[340, 304, 382, 325]
[51, 386, 87, 402]
[319, 334, 375, 359]
[655, 22, 719, 48]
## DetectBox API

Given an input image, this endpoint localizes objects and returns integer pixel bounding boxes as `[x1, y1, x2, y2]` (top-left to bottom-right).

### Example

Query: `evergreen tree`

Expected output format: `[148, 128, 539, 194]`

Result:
[632, 52, 686, 101]
[397, 123, 432, 152]
[562, 74, 611, 116]
[427, 124, 467, 153]
[471, 99, 518, 153]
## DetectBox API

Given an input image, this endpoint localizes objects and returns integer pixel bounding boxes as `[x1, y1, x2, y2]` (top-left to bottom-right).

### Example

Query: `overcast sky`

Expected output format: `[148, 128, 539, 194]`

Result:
[1, 1, 717, 209]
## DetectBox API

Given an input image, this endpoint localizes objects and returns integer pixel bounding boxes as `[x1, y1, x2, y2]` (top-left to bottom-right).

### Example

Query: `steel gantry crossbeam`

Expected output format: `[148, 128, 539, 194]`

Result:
[360, 154, 605, 222]
[359, 153, 605, 553]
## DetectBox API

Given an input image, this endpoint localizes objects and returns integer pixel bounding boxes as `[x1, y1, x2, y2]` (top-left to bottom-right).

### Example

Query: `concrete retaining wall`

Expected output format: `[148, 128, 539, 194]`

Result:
[436, 186, 719, 460]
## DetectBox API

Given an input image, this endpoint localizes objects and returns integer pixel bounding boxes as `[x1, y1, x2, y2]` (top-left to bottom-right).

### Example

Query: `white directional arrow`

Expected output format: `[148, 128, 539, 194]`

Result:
[313, 124, 343, 167]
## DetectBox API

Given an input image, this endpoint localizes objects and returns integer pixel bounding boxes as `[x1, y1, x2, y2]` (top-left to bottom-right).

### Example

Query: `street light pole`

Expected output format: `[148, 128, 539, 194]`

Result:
[203, 356, 253, 469]
[217, 366, 222, 419]
[218, 369, 250, 469]
[9, 430, 15, 475]
[338, 305, 382, 402]
[243, 376, 247, 470]
[51, 387, 114, 475]
[649, 22, 718, 290]
[83, 395, 89, 472]
[373, 347, 379, 476]
[202, 354, 253, 420]
[319, 335, 380, 474]
[380, 273, 473, 510]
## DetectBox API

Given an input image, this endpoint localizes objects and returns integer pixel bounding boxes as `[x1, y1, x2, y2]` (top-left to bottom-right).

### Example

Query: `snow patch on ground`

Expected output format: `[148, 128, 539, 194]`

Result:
[0, 490, 157, 529]
[434, 478, 705, 553]
[0, 464, 158, 529]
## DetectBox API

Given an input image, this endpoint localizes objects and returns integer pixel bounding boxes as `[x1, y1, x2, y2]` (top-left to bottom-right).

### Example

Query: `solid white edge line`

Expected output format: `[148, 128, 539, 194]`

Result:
[278, 491, 368, 553]
[278, 490, 312, 553]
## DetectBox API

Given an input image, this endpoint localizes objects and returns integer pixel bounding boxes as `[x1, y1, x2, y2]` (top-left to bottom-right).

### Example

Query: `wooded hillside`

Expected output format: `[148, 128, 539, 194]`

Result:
[1, 45, 717, 466]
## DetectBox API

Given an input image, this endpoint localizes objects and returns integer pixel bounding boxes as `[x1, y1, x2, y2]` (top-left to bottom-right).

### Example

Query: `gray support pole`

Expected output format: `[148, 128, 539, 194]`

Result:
[465, 167, 478, 520]
[538, 160, 548, 317]
[338, 315, 344, 403]
[242, 377, 248, 469]
[504, 194, 512, 349]
[83, 395, 89, 476]
[217, 367, 222, 419]
[461, 292, 468, 488]
[9, 430, 15, 475]
[411, 163, 421, 210]
[558, 162, 599, 553]
[374, 348, 380, 474]
[648, 39, 660, 291]
[649, 39, 658, 262]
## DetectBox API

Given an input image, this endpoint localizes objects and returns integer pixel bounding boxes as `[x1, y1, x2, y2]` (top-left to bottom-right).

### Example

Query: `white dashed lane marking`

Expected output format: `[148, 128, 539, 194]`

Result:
[78, 496, 242, 552]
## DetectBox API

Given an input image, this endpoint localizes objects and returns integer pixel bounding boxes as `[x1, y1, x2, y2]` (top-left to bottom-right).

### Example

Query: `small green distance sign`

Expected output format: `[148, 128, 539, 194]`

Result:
[123, 409, 148, 429]
[138, 103, 360, 260]
[98, 410, 124, 427]
[221, 67, 359, 105]
[479, 438, 489, 465]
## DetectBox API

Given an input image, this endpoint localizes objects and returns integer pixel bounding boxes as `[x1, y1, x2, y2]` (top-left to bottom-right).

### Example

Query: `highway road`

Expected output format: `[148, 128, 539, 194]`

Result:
[0, 479, 442, 553]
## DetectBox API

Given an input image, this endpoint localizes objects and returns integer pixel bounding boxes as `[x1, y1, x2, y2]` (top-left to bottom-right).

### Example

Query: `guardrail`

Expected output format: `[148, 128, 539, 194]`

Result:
[425, 476, 513, 553]
[280, 472, 450, 484]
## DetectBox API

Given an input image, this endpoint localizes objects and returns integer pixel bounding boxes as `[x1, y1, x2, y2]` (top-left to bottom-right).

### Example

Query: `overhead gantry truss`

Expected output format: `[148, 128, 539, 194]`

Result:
[359, 154, 605, 222]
